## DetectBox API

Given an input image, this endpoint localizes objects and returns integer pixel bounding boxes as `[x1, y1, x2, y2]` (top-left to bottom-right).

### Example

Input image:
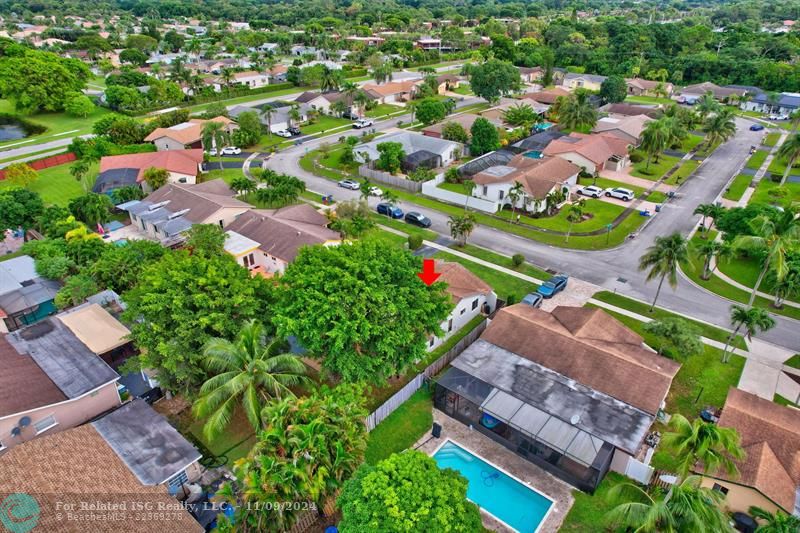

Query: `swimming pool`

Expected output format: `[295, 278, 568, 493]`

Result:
[433, 440, 553, 533]
[523, 150, 544, 159]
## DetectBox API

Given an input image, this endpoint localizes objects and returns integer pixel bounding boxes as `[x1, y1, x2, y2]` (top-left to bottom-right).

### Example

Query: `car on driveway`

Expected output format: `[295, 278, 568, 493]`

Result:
[404, 211, 432, 228]
[288, 126, 302, 136]
[578, 185, 604, 198]
[275, 130, 292, 138]
[377, 203, 403, 218]
[221, 146, 242, 155]
[605, 187, 635, 201]
[536, 274, 568, 298]
[520, 293, 543, 308]
[337, 179, 360, 190]
[353, 118, 373, 129]
[749, 124, 765, 131]
[342, 110, 360, 120]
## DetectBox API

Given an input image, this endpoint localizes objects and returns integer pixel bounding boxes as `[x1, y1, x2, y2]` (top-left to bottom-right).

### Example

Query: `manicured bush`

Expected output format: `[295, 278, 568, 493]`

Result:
[629, 152, 644, 163]
[512, 253, 525, 267]
[408, 234, 423, 250]
[506, 293, 518, 305]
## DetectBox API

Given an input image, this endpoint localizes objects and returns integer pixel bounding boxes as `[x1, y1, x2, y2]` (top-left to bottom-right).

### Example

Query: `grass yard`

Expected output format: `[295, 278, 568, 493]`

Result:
[625, 95, 675, 105]
[774, 393, 799, 407]
[559, 472, 630, 532]
[630, 152, 681, 181]
[365, 104, 403, 118]
[437, 179, 471, 194]
[451, 83, 473, 96]
[202, 167, 243, 185]
[185, 407, 256, 466]
[745, 149, 768, 170]
[0, 161, 98, 206]
[591, 290, 746, 349]
[496, 199, 626, 234]
[0, 100, 112, 151]
[364, 388, 433, 465]
[434, 248, 538, 300]
[663, 159, 699, 185]
[722, 173, 754, 202]
[684, 234, 800, 320]
[748, 179, 800, 207]
[678, 134, 704, 153]
[578, 176, 646, 197]
[371, 214, 438, 241]
[450, 242, 551, 280]
[764, 132, 781, 147]
[784, 354, 800, 369]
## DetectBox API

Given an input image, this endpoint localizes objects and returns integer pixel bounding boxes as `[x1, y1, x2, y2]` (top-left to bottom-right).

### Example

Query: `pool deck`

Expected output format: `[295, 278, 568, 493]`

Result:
[415, 410, 574, 533]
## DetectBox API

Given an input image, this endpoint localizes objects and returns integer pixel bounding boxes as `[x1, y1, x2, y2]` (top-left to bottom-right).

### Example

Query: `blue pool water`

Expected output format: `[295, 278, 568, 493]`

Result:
[523, 150, 544, 159]
[533, 122, 553, 132]
[433, 441, 552, 533]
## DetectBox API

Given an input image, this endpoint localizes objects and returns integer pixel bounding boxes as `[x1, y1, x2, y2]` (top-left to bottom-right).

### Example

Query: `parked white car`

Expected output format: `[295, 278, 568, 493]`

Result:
[368, 186, 383, 197]
[221, 146, 242, 155]
[338, 179, 361, 190]
[605, 187, 635, 201]
[275, 130, 292, 138]
[352, 118, 373, 129]
[578, 185, 604, 198]
[207, 148, 218, 156]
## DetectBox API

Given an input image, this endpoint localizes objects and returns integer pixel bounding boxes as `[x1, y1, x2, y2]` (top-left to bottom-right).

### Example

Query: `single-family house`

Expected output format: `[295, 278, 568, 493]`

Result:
[267, 64, 289, 83]
[144, 117, 238, 151]
[428, 262, 496, 351]
[257, 42, 280, 54]
[435, 74, 461, 94]
[122, 180, 252, 244]
[229, 103, 310, 132]
[471, 154, 580, 213]
[481, 99, 548, 126]
[362, 79, 422, 104]
[543, 132, 631, 173]
[224, 204, 340, 275]
[291, 45, 318, 57]
[697, 388, 800, 516]
[416, 37, 442, 50]
[306, 59, 344, 70]
[592, 114, 652, 146]
[625, 78, 674, 97]
[519, 66, 545, 84]
[0, 256, 59, 333]
[433, 304, 681, 492]
[346, 35, 385, 47]
[294, 90, 353, 114]
[214, 70, 270, 91]
[422, 113, 498, 139]
[95, 149, 204, 193]
[679, 82, 746, 103]
[562, 73, 608, 92]
[0, 400, 204, 532]
[598, 103, 662, 118]
[523, 87, 572, 106]
[740, 91, 800, 116]
[354, 131, 464, 170]
[0, 305, 129, 451]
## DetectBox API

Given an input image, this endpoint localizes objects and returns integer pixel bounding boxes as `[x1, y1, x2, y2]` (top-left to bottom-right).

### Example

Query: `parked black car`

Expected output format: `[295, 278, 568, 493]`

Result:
[287, 126, 302, 136]
[404, 211, 432, 228]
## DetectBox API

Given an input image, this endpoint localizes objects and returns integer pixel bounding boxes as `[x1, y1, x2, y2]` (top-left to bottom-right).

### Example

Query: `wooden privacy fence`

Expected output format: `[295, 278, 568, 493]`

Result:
[364, 318, 488, 431]
[0, 152, 76, 180]
[358, 164, 422, 192]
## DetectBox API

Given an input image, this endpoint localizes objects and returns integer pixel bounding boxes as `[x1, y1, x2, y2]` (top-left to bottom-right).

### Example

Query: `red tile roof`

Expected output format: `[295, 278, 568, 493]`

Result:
[99, 149, 204, 182]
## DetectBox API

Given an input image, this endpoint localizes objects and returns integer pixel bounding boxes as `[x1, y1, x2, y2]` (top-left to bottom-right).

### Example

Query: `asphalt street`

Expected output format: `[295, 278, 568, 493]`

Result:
[268, 115, 800, 352]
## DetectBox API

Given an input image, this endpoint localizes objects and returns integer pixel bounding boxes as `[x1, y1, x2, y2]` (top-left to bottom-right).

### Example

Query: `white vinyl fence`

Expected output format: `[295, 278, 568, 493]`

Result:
[421, 175, 498, 213]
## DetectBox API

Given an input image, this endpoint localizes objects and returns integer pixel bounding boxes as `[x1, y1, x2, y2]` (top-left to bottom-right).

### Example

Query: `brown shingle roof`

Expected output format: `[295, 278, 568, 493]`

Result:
[544, 132, 630, 166]
[99, 149, 203, 182]
[225, 204, 340, 263]
[625, 78, 669, 91]
[143, 180, 252, 224]
[435, 261, 493, 300]
[0, 425, 202, 532]
[523, 87, 570, 105]
[472, 155, 580, 199]
[143, 116, 234, 145]
[0, 334, 66, 417]
[600, 103, 662, 118]
[479, 305, 681, 414]
[362, 79, 420, 97]
[421, 113, 483, 135]
[712, 388, 800, 511]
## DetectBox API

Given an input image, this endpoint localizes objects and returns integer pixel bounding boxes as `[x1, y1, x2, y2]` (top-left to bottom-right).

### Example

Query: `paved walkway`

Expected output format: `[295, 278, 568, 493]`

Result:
[751, 131, 786, 187]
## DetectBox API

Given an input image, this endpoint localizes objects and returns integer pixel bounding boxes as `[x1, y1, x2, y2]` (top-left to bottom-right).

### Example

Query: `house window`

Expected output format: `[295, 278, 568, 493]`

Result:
[472, 298, 479, 310]
[34, 415, 57, 435]
[498, 190, 504, 200]
[711, 483, 729, 495]
[448, 319, 453, 332]
[482, 186, 488, 195]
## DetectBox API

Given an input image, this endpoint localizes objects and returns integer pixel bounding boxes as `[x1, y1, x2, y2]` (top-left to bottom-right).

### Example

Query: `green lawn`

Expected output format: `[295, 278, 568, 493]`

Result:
[764, 132, 781, 147]
[560, 472, 630, 532]
[437, 180, 471, 194]
[202, 167, 243, 185]
[766, 155, 796, 178]
[496, 199, 627, 234]
[185, 407, 256, 466]
[0, 161, 97, 206]
[678, 134, 704, 153]
[0, 100, 112, 151]
[745, 150, 768, 170]
[774, 393, 799, 407]
[684, 234, 800, 320]
[371, 214, 438, 241]
[365, 104, 404, 118]
[625, 95, 675, 105]
[663, 159, 699, 185]
[451, 83, 473, 96]
[591, 291, 746, 349]
[434, 248, 538, 300]
[364, 388, 433, 465]
[0, 249, 25, 262]
[784, 354, 800, 369]
[722, 173, 753, 202]
[630, 152, 681, 181]
[647, 190, 667, 203]
[450, 243, 551, 280]
[748, 179, 800, 207]
[578, 176, 646, 197]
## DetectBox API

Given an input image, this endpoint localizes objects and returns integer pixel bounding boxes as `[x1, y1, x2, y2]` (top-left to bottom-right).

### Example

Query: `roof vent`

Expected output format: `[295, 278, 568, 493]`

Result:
[168, 209, 191, 220]
[149, 201, 170, 211]
[570, 415, 581, 425]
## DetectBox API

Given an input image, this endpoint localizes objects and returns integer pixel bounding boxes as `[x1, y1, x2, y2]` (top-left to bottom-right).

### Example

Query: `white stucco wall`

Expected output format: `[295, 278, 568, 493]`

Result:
[427, 293, 496, 351]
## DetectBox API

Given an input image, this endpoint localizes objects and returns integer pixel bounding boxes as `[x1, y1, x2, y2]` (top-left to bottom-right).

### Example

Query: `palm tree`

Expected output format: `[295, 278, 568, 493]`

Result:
[69, 159, 91, 193]
[448, 213, 476, 246]
[605, 475, 730, 533]
[261, 106, 274, 137]
[193, 320, 309, 440]
[558, 91, 598, 131]
[772, 268, 800, 309]
[462, 180, 476, 211]
[342, 81, 359, 110]
[722, 305, 776, 362]
[353, 90, 371, 118]
[380, 189, 399, 218]
[330, 99, 347, 118]
[507, 181, 524, 223]
[702, 108, 737, 147]
[287, 105, 302, 128]
[775, 133, 800, 184]
[640, 119, 669, 170]
[661, 414, 744, 479]
[696, 92, 720, 120]
[202, 121, 231, 168]
[734, 207, 800, 306]
[693, 203, 721, 234]
[358, 178, 373, 200]
[638, 232, 690, 312]
[788, 109, 800, 134]
[695, 239, 733, 280]
[564, 201, 585, 243]
[220, 67, 235, 92]
[749, 506, 800, 532]
[319, 65, 341, 92]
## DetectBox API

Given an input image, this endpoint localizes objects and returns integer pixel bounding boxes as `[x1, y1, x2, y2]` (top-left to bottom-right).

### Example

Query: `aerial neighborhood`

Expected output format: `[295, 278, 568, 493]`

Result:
[1, 1, 800, 532]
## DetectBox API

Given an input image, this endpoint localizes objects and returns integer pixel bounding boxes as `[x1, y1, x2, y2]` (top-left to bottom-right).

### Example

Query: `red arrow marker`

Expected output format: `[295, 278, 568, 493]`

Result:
[417, 258, 441, 286]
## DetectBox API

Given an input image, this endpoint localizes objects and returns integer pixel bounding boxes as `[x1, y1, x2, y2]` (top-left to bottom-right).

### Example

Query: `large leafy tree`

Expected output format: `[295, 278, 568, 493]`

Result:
[375, 141, 406, 174]
[5, 163, 38, 189]
[722, 305, 775, 362]
[89, 239, 165, 293]
[599, 75, 627, 104]
[338, 451, 483, 533]
[470, 117, 500, 156]
[68, 193, 113, 228]
[661, 414, 744, 478]
[0, 49, 90, 112]
[193, 320, 309, 440]
[638, 232, 690, 312]
[414, 97, 447, 126]
[605, 476, 730, 533]
[502, 102, 541, 128]
[642, 317, 703, 358]
[217, 385, 368, 531]
[272, 240, 451, 383]
[468, 59, 520, 103]
[0, 188, 44, 238]
[121, 251, 273, 391]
